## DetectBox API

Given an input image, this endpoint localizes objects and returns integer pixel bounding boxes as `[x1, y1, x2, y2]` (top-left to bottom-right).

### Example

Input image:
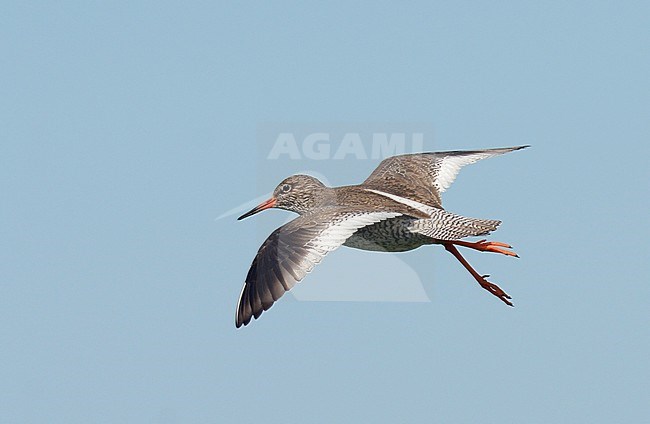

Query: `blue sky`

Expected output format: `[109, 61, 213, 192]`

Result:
[1, 1, 649, 423]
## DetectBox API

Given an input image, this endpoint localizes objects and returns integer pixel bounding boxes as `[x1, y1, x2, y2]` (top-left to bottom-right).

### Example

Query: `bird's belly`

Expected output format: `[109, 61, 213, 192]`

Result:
[343, 217, 432, 252]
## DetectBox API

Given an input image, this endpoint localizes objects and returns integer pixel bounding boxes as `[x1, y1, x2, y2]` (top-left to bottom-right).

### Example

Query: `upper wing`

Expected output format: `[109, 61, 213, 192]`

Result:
[236, 208, 402, 327]
[363, 146, 529, 207]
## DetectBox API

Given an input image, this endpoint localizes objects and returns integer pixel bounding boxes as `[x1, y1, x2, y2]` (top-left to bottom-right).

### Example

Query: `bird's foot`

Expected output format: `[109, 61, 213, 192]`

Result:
[478, 274, 513, 306]
[452, 239, 519, 257]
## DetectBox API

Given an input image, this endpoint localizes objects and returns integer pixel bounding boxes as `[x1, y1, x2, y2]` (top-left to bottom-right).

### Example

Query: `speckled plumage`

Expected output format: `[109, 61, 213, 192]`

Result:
[343, 216, 427, 252]
[235, 145, 528, 327]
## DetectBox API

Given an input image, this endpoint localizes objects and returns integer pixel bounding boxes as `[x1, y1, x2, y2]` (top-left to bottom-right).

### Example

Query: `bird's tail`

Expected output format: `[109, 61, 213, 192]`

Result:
[409, 209, 501, 241]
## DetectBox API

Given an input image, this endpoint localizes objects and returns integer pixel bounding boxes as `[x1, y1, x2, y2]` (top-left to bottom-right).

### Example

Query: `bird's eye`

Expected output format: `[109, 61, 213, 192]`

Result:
[281, 184, 292, 193]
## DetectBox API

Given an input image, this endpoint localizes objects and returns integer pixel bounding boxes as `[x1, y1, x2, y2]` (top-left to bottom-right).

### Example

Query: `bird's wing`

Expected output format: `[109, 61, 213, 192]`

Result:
[363, 146, 529, 207]
[236, 208, 402, 327]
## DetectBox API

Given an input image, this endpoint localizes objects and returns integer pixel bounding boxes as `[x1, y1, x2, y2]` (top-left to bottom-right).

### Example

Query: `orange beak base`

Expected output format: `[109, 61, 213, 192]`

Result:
[237, 197, 277, 220]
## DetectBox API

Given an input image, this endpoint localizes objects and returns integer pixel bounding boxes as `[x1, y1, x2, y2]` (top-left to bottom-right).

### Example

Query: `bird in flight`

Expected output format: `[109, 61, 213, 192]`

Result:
[235, 145, 528, 327]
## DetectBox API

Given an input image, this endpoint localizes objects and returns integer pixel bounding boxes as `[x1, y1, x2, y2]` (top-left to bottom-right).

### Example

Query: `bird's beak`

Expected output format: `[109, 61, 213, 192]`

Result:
[237, 197, 277, 220]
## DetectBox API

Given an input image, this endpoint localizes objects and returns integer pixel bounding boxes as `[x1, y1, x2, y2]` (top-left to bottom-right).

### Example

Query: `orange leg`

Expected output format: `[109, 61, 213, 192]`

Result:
[448, 239, 519, 257]
[443, 243, 513, 306]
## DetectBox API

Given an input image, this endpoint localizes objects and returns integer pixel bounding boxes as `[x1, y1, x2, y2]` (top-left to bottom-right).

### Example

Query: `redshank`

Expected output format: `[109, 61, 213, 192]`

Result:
[235, 145, 528, 327]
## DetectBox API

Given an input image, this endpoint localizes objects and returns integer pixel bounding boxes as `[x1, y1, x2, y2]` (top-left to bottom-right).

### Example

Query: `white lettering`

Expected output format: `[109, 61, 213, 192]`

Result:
[371, 133, 406, 159]
[333, 133, 367, 160]
[303, 133, 331, 160]
[267, 133, 301, 159]
[267, 131, 427, 160]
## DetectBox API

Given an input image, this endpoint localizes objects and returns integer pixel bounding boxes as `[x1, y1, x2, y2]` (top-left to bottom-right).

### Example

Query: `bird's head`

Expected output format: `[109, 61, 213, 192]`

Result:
[237, 175, 328, 220]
